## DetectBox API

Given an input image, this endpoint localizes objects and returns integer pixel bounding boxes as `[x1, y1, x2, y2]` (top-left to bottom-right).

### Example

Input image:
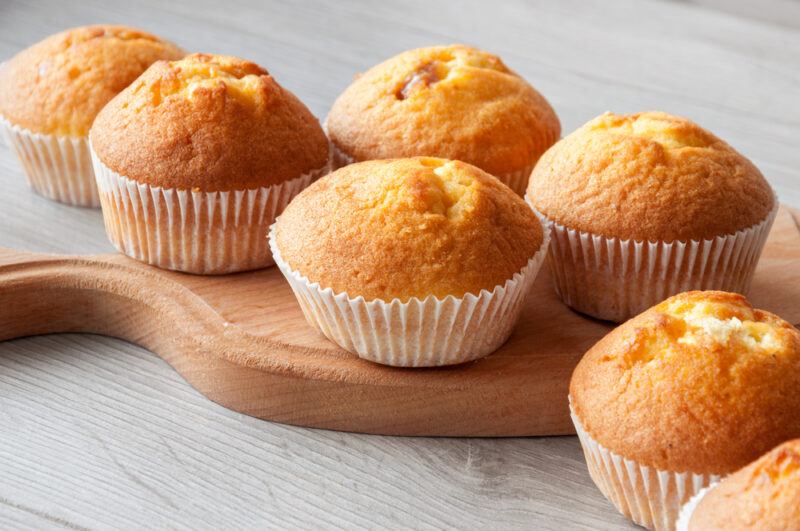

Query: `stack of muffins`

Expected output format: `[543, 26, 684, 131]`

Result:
[2, 29, 797, 529]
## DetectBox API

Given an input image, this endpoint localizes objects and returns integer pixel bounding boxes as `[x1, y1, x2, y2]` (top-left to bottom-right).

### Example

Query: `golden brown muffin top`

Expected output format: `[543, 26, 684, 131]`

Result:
[274, 157, 544, 301]
[326, 45, 560, 177]
[90, 53, 329, 191]
[0, 25, 184, 137]
[527, 112, 774, 241]
[689, 439, 800, 530]
[570, 291, 800, 475]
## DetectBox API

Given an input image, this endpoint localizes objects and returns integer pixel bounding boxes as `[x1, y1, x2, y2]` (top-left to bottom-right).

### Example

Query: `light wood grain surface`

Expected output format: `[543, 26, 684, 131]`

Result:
[0, 0, 798, 529]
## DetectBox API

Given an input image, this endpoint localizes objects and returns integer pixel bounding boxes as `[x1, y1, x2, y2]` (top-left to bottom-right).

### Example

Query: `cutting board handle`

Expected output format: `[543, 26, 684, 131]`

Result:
[0, 247, 223, 350]
[0, 246, 328, 377]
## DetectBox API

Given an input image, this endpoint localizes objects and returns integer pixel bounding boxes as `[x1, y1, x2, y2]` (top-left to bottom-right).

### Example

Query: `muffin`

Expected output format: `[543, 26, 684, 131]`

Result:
[269, 157, 549, 367]
[570, 291, 800, 530]
[326, 45, 560, 195]
[677, 439, 800, 530]
[527, 111, 777, 322]
[90, 53, 330, 274]
[0, 25, 184, 207]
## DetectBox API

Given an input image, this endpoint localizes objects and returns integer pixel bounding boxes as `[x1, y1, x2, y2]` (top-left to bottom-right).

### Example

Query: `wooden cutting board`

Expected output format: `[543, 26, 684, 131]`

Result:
[1, 206, 798, 437]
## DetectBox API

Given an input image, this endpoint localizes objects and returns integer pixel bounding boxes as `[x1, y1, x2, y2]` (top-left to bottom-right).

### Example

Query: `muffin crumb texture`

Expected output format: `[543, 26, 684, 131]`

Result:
[666, 298, 782, 352]
[570, 291, 800, 475]
[0, 25, 184, 136]
[127, 55, 269, 110]
[689, 439, 800, 530]
[274, 158, 544, 301]
[528, 112, 774, 241]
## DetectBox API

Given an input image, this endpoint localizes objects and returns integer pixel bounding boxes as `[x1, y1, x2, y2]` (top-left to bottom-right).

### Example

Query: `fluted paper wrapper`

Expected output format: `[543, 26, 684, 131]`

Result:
[330, 139, 355, 170]
[675, 486, 713, 531]
[527, 198, 778, 322]
[571, 404, 720, 531]
[268, 224, 549, 367]
[0, 115, 97, 207]
[330, 140, 534, 196]
[498, 163, 536, 196]
[92, 150, 328, 274]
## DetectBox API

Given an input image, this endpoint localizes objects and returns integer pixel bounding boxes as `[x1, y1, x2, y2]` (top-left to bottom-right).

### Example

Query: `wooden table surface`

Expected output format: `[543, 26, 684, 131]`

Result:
[0, 0, 798, 529]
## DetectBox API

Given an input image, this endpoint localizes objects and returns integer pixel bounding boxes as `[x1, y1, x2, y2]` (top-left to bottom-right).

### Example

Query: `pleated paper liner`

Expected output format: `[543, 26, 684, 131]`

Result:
[498, 163, 536, 196]
[330, 139, 535, 196]
[329, 139, 355, 170]
[92, 149, 329, 274]
[268, 222, 549, 367]
[570, 403, 720, 531]
[675, 486, 713, 531]
[0, 115, 98, 207]
[526, 198, 778, 322]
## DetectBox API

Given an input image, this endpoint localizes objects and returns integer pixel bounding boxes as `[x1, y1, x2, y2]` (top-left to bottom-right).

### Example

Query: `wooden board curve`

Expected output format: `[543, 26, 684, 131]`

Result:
[1, 207, 799, 436]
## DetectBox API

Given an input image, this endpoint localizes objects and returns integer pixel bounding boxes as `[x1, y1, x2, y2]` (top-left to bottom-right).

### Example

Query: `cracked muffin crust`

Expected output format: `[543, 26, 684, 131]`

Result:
[90, 53, 329, 191]
[571, 291, 800, 475]
[0, 25, 184, 137]
[326, 45, 560, 193]
[274, 157, 544, 301]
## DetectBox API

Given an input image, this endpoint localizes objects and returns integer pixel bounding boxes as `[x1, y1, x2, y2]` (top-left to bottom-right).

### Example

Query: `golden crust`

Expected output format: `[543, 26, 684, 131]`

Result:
[274, 157, 544, 301]
[689, 439, 800, 530]
[527, 112, 774, 241]
[0, 25, 184, 137]
[326, 45, 560, 177]
[90, 53, 329, 191]
[570, 291, 800, 475]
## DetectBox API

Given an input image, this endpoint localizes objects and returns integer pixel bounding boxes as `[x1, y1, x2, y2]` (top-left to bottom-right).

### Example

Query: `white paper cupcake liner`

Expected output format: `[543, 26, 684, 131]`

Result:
[92, 149, 329, 274]
[329, 139, 355, 170]
[571, 404, 720, 531]
[499, 163, 536, 196]
[268, 222, 549, 367]
[675, 485, 713, 531]
[526, 198, 778, 322]
[0, 114, 97, 207]
[329, 140, 534, 196]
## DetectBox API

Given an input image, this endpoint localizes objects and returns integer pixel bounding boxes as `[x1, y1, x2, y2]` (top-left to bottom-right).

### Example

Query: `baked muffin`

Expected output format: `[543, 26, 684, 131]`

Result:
[90, 53, 330, 274]
[0, 25, 184, 206]
[326, 45, 560, 195]
[269, 157, 549, 366]
[678, 439, 800, 530]
[527, 111, 777, 322]
[570, 291, 800, 530]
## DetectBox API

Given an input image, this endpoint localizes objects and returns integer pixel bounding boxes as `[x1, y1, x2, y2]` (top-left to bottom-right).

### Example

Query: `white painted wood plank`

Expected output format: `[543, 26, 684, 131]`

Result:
[0, 336, 629, 530]
[0, 0, 797, 528]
